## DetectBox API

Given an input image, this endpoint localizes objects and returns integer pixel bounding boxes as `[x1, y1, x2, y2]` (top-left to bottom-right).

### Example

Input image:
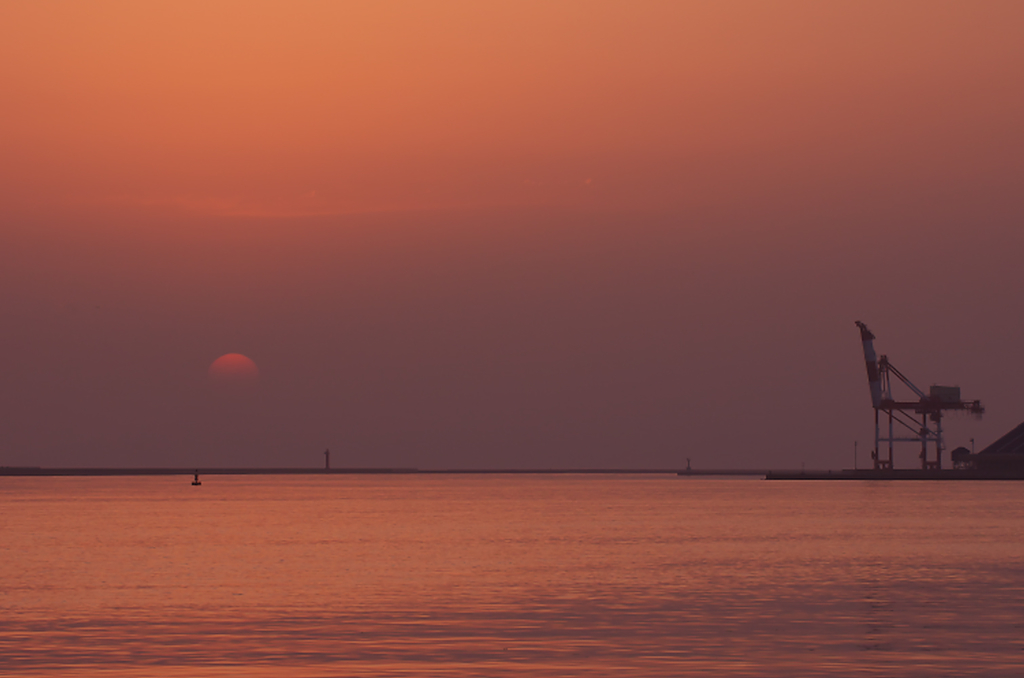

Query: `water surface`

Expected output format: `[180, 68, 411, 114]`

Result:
[2, 475, 1022, 676]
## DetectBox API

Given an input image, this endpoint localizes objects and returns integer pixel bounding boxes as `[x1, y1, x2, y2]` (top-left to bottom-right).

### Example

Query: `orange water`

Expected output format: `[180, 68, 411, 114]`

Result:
[2, 475, 1023, 676]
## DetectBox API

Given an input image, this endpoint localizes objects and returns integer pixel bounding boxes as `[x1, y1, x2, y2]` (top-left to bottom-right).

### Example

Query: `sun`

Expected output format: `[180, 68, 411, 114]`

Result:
[208, 353, 260, 385]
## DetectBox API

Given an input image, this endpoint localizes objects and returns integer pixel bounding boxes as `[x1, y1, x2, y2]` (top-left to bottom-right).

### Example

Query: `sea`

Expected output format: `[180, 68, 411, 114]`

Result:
[2, 474, 1023, 676]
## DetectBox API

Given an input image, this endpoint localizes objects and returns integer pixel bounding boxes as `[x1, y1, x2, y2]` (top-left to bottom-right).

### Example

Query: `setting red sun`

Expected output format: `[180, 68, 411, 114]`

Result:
[208, 353, 260, 385]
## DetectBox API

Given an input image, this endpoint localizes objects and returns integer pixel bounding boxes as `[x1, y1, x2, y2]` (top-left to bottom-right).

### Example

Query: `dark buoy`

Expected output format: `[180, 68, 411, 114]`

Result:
[192, 470, 201, 486]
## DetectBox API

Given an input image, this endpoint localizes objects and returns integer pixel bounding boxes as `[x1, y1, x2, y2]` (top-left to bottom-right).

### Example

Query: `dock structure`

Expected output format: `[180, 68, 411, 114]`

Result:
[0, 467, 419, 477]
[0, 467, 775, 483]
[766, 468, 1024, 480]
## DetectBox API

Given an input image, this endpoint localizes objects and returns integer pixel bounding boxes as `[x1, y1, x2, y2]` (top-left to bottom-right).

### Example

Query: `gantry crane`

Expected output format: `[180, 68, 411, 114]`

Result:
[855, 322, 983, 470]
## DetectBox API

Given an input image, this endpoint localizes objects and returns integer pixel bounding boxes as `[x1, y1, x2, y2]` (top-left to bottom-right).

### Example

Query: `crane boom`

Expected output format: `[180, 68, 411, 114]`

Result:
[855, 321, 883, 408]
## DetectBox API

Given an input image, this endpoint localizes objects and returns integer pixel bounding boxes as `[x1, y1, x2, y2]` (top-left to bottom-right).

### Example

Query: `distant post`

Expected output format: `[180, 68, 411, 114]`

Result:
[324, 448, 330, 471]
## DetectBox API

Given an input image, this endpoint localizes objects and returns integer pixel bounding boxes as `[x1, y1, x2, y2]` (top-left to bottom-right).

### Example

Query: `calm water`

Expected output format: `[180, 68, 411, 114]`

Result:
[2, 475, 1023, 676]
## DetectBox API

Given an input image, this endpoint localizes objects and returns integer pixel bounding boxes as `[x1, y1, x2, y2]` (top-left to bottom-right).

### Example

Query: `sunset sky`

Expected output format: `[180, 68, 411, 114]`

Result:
[2, 1, 1022, 469]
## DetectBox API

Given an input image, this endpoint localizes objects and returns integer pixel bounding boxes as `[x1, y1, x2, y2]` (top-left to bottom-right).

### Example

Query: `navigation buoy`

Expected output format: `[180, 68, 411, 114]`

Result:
[192, 470, 202, 486]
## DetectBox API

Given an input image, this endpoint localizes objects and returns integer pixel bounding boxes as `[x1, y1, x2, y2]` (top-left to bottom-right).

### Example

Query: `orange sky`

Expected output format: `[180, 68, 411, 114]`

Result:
[2, 2, 1023, 469]
[2, 1, 1021, 217]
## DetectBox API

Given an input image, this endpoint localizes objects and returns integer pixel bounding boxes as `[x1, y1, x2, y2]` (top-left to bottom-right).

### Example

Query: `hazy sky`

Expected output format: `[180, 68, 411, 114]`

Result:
[2, 1, 1022, 469]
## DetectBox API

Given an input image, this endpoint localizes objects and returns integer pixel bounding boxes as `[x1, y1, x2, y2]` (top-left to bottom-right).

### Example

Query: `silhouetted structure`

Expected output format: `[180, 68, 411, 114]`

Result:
[950, 446, 973, 469]
[965, 421, 1024, 473]
[855, 322, 983, 470]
